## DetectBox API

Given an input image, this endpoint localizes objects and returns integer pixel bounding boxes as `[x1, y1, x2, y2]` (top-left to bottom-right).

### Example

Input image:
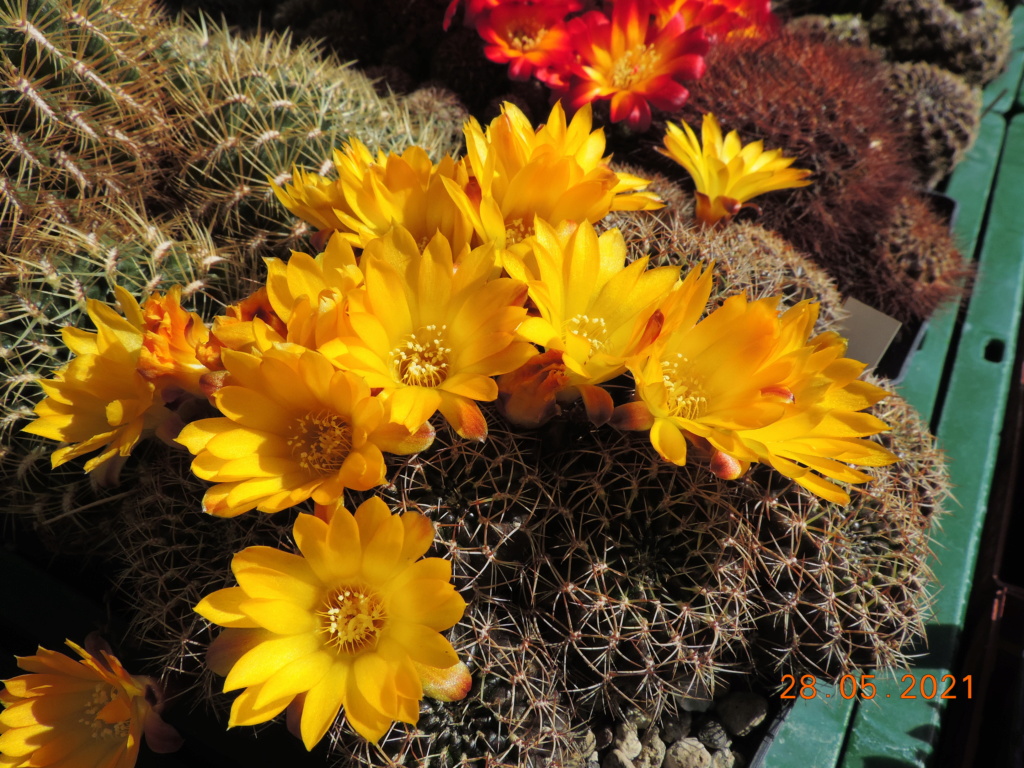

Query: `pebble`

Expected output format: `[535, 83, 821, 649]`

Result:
[661, 712, 692, 743]
[614, 722, 643, 760]
[635, 726, 666, 768]
[697, 719, 732, 751]
[716, 692, 768, 737]
[664, 737, 712, 768]
[709, 749, 736, 768]
[603, 749, 635, 768]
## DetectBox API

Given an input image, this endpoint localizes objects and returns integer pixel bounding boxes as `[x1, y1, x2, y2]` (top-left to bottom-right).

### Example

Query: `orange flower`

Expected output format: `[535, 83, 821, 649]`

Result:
[563, 0, 709, 131]
[476, 0, 579, 86]
[0, 638, 181, 768]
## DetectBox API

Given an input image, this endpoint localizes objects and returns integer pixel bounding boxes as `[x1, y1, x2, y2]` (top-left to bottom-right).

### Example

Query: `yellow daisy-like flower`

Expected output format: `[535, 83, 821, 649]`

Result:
[0, 639, 181, 768]
[614, 275, 897, 504]
[499, 217, 680, 426]
[176, 344, 434, 517]
[659, 112, 812, 227]
[264, 231, 364, 351]
[726, 302, 899, 504]
[269, 164, 353, 237]
[21, 287, 176, 483]
[195, 498, 468, 746]
[271, 143, 472, 252]
[443, 101, 662, 251]
[328, 226, 535, 441]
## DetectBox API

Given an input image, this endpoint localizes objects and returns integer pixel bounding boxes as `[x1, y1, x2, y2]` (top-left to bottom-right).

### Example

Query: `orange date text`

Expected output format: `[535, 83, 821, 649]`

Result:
[780, 673, 973, 700]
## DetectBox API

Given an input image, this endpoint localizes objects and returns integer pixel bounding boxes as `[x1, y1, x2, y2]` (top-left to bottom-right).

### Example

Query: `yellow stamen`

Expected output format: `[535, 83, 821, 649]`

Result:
[287, 411, 353, 473]
[317, 585, 387, 654]
[661, 354, 708, 420]
[390, 325, 452, 387]
[565, 313, 609, 358]
[611, 45, 661, 89]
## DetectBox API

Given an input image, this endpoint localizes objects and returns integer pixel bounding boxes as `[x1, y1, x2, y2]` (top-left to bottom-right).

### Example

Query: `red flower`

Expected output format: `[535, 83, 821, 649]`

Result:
[655, 0, 778, 41]
[562, 0, 708, 131]
[476, 0, 580, 86]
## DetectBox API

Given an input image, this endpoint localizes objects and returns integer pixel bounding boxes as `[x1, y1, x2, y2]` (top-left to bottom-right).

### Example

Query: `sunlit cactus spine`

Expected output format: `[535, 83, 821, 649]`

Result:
[155, 18, 467, 260]
[0, 0, 176, 248]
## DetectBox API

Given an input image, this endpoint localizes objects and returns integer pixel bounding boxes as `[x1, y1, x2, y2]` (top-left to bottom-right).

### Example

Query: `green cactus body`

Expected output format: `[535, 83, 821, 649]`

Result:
[0, 0, 175, 248]
[156, 19, 467, 261]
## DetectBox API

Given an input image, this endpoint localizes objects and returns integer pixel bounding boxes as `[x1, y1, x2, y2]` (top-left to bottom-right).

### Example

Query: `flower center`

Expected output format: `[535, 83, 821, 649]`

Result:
[287, 410, 353, 474]
[564, 313, 608, 358]
[79, 683, 129, 741]
[508, 22, 543, 51]
[317, 585, 387, 655]
[504, 217, 534, 246]
[661, 354, 708, 420]
[610, 44, 661, 89]
[390, 325, 451, 387]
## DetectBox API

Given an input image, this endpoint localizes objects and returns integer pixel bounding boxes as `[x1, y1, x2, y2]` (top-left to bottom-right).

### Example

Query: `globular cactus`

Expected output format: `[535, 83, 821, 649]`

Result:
[667, 30, 966, 323]
[868, 0, 1013, 87]
[155, 18, 468, 261]
[0, 0, 176, 249]
[784, 13, 874, 45]
[884, 61, 982, 188]
[868, 194, 973, 324]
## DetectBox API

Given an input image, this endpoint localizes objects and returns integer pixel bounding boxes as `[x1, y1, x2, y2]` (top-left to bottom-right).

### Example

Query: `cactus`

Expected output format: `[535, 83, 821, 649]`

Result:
[884, 61, 982, 189]
[0, 0, 176, 249]
[785, 13, 873, 45]
[869, 194, 973, 324]
[155, 18, 468, 262]
[868, 0, 1013, 87]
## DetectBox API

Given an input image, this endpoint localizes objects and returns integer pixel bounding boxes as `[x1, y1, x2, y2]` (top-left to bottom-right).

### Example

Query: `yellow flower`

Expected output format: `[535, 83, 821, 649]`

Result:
[499, 218, 680, 426]
[328, 226, 535, 440]
[614, 280, 897, 504]
[21, 287, 175, 483]
[270, 164, 353, 236]
[331, 141, 474, 252]
[443, 101, 662, 250]
[271, 143, 472, 251]
[0, 638, 181, 768]
[659, 113, 812, 226]
[175, 345, 434, 517]
[726, 302, 899, 504]
[195, 498, 468, 746]
[264, 231, 364, 350]
[130, 285, 212, 397]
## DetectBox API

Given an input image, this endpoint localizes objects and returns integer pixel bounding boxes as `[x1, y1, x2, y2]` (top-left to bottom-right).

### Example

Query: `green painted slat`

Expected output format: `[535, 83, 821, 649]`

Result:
[840, 115, 1024, 768]
[898, 111, 1006, 422]
[991, 5, 1024, 114]
[758, 683, 854, 768]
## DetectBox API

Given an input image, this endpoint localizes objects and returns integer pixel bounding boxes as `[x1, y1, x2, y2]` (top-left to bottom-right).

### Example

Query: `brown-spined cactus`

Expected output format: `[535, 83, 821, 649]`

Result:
[156, 18, 467, 262]
[884, 61, 982, 188]
[868, 0, 1013, 87]
[0, 0, 176, 249]
[785, 13, 874, 45]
